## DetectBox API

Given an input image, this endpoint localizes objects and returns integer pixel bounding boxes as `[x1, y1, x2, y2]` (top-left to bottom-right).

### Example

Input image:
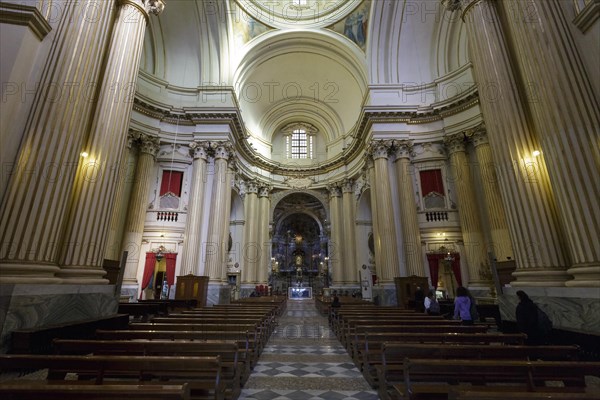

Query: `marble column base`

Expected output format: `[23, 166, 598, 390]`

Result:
[566, 264, 600, 287]
[0, 263, 62, 284]
[498, 287, 600, 334]
[120, 284, 140, 302]
[55, 266, 109, 284]
[0, 284, 119, 353]
[207, 284, 231, 305]
[511, 268, 571, 286]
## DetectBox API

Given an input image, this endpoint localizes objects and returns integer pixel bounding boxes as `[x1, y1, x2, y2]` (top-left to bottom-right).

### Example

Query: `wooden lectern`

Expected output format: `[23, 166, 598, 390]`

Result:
[175, 274, 209, 307]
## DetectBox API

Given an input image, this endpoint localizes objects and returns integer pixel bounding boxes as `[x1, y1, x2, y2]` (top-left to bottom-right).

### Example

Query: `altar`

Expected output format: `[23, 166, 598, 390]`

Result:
[288, 287, 312, 299]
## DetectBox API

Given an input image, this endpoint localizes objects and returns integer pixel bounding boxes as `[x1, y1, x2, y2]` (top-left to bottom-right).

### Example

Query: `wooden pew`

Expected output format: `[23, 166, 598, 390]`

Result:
[10, 315, 129, 354]
[352, 332, 527, 383]
[453, 391, 600, 400]
[0, 355, 225, 400]
[393, 359, 600, 400]
[376, 343, 581, 399]
[0, 383, 191, 400]
[118, 302, 168, 321]
[94, 330, 259, 371]
[346, 324, 488, 354]
[53, 339, 243, 400]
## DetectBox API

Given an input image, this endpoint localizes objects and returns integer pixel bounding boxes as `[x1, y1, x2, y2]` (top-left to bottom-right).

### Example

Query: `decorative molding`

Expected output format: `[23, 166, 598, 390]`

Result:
[0, 2, 52, 40]
[284, 176, 315, 189]
[573, 0, 600, 33]
[138, 133, 160, 157]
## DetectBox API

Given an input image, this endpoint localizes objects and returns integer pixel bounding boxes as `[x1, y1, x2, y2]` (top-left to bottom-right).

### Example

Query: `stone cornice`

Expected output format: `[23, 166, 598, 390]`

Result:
[132, 90, 480, 177]
[0, 2, 52, 40]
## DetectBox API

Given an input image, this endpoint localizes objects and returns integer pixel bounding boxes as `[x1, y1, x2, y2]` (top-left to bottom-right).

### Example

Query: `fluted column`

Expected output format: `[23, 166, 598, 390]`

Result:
[328, 184, 344, 285]
[242, 180, 259, 284]
[369, 141, 400, 282]
[366, 158, 382, 275]
[58, 0, 165, 283]
[220, 164, 235, 283]
[445, 133, 490, 285]
[394, 141, 424, 277]
[205, 143, 233, 282]
[470, 128, 514, 262]
[443, 0, 570, 285]
[256, 186, 271, 284]
[498, 1, 600, 287]
[0, 0, 115, 283]
[121, 134, 160, 284]
[342, 179, 358, 283]
[180, 141, 210, 275]
[104, 132, 138, 262]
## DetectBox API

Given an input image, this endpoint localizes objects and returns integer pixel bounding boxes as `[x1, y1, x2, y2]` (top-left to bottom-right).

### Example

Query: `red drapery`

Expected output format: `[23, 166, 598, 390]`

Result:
[165, 253, 177, 286]
[420, 169, 444, 197]
[426, 253, 462, 288]
[160, 171, 183, 197]
[141, 252, 156, 291]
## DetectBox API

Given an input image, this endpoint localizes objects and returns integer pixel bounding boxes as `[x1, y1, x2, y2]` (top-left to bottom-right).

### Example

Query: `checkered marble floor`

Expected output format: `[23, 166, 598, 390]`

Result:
[240, 299, 379, 400]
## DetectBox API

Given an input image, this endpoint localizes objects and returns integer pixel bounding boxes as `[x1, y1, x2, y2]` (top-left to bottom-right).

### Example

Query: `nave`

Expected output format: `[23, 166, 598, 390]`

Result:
[241, 299, 378, 400]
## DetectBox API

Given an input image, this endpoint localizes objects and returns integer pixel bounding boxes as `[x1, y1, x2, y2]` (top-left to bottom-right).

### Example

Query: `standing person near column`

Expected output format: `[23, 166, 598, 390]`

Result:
[453, 286, 473, 325]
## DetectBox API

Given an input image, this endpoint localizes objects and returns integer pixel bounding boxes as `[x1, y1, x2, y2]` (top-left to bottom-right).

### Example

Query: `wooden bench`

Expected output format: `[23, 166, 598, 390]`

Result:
[393, 359, 600, 400]
[0, 354, 225, 400]
[94, 329, 259, 371]
[53, 339, 243, 399]
[452, 391, 600, 400]
[118, 302, 168, 321]
[10, 315, 129, 354]
[0, 383, 191, 400]
[352, 332, 527, 382]
[376, 343, 581, 399]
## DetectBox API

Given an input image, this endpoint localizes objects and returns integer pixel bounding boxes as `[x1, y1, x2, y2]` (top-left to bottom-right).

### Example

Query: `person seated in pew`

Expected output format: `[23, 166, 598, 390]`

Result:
[424, 291, 440, 316]
[454, 286, 474, 325]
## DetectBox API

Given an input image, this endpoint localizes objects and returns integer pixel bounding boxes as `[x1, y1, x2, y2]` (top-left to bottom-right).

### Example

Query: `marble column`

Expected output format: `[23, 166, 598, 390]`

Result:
[120, 133, 160, 284]
[342, 179, 358, 283]
[394, 141, 424, 277]
[328, 184, 344, 285]
[205, 143, 233, 282]
[369, 141, 400, 283]
[220, 164, 235, 283]
[104, 132, 138, 262]
[241, 180, 259, 284]
[57, 0, 165, 283]
[498, 1, 600, 287]
[443, 0, 570, 286]
[256, 186, 272, 284]
[366, 158, 382, 276]
[180, 141, 210, 275]
[469, 128, 514, 262]
[444, 132, 490, 285]
[0, 0, 115, 283]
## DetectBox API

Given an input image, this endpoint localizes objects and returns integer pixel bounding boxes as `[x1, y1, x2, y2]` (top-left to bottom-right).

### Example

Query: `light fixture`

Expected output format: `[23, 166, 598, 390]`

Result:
[532, 150, 541, 157]
[80, 152, 89, 158]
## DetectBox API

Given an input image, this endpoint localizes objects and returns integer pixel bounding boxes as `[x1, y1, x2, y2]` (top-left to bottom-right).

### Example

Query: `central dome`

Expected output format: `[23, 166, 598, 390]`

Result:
[235, 0, 363, 29]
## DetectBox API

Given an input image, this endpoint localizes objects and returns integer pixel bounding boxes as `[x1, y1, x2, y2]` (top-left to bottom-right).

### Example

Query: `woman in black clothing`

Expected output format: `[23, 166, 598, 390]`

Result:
[516, 290, 547, 345]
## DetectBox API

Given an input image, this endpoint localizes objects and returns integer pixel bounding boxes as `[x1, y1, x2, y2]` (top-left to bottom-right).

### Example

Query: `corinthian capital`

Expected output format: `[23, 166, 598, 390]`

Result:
[212, 141, 233, 161]
[467, 125, 489, 148]
[441, 0, 463, 12]
[444, 132, 467, 154]
[139, 134, 160, 157]
[145, 0, 165, 15]
[394, 140, 414, 160]
[328, 184, 342, 198]
[189, 141, 210, 160]
[342, 179, 354, 194]
[368, 140, 393, 160]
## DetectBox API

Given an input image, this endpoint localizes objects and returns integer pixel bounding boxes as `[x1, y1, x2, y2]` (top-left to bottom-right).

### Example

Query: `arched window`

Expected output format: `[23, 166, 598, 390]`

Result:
[283, 123, 317, 160]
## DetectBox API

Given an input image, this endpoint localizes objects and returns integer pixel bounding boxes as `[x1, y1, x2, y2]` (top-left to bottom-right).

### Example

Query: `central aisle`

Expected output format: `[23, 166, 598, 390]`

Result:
[240, 299, 379, 400]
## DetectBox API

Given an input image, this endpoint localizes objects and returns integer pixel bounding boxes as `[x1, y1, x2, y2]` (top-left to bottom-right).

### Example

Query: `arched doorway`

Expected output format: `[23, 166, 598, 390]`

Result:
[270, 192, 329, 295]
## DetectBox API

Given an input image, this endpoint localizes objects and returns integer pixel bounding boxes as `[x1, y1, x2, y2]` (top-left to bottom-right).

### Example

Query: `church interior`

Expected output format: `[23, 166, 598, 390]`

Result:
[0, 0, 599, 397]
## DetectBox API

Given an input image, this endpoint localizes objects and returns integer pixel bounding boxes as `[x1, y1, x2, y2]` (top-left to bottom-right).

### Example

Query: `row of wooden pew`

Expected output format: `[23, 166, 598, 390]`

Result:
[0, 297, 287, 400]
[329, 303, 600, 400]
